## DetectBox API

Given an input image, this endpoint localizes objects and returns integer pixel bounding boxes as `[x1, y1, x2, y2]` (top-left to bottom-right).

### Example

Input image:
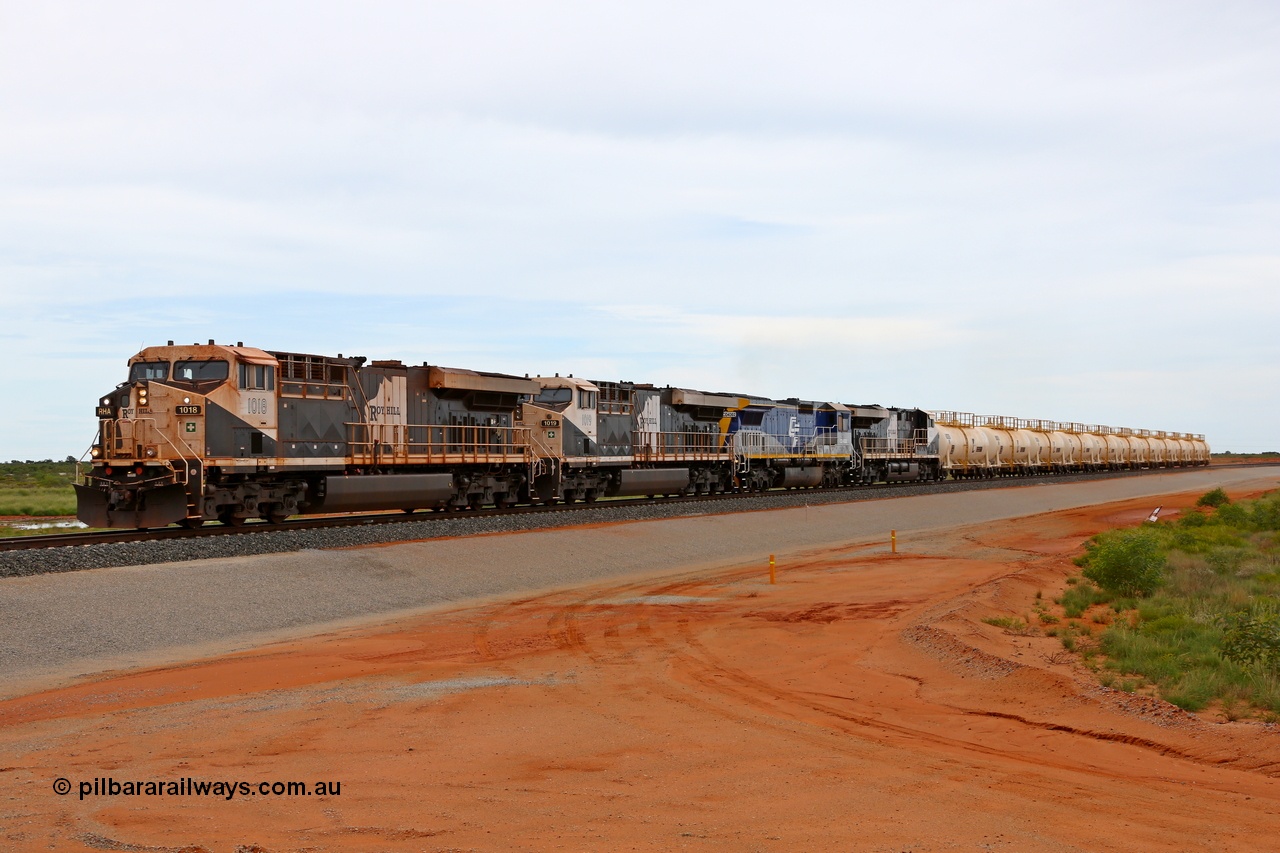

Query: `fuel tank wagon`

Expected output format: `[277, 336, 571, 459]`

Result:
[75, 342, 1209, 528]
[929, 412, 1208, 478]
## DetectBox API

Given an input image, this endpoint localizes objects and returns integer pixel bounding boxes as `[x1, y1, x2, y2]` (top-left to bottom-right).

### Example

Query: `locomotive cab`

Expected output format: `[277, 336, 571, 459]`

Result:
[77, 341, 285, 528]
[524, 376, 599, 458]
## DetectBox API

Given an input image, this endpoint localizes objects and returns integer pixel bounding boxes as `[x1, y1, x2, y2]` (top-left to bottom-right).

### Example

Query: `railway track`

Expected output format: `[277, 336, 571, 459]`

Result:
[1, 464, 1250, 554]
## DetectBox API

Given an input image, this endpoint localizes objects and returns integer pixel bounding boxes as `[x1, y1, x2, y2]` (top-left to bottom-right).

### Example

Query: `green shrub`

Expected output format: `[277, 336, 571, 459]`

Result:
[1080, 528, 1165, 597]
[1251, 496, 1280, 531]
[1059, 580, 1109, 618]
[1221, 612, 1280, 672]
[1206, 546, 1250, 575]
[1180, 510, 1208, 527]
[1197, 488, 1230, 508]
[1214, 503, 1249, 528]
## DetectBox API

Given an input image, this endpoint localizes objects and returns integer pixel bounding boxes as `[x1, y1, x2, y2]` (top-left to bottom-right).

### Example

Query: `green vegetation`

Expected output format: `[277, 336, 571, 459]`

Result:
[0, 458, 79, 518]
[982, 616, 1033, 635]
[1211, 451, 1279, 458]
[1196, 488, 1230, 508]
[1059, 489, 1280, 717]
[1079, 527, 1165, 597]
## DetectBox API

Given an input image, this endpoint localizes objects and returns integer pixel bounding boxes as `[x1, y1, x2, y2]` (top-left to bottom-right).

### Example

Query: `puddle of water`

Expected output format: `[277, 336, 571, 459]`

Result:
[388, 674, 561, 701]
[3, 520, 88, 530]
[609, 595, 717, 606]
[391, 676, 524, 699]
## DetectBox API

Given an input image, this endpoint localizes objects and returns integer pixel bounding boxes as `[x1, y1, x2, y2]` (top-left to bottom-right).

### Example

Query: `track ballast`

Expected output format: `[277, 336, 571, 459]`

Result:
[2, 466, 1251, 579]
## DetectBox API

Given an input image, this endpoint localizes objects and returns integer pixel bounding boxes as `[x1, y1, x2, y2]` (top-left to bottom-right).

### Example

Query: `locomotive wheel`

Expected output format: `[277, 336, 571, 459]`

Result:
[178, 517, 205, 529]
[220, 513, 246, 527]
[268, 511, 289, 524]
[492, 494, 510, 509]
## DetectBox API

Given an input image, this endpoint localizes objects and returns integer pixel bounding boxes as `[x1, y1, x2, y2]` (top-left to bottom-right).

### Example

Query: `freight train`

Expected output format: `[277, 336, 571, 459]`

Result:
[75, 341, 1210, 528]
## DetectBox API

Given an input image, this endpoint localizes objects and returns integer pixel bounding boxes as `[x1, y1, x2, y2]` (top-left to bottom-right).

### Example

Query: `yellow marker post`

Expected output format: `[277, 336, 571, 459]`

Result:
[769, 554, 776, 584]
[891, 530, 897, 554]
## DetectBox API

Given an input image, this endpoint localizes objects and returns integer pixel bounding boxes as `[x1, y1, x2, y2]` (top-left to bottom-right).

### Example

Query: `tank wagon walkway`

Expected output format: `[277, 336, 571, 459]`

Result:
[4, 466, 1277, 696]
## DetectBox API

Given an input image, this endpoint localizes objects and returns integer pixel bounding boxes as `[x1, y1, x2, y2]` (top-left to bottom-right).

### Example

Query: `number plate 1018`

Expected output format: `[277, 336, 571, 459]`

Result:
[175, 405, 202, 415]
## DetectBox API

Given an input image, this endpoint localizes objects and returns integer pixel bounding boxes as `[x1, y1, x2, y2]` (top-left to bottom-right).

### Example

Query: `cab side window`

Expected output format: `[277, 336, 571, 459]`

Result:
[578, 390, 596, 409]
[128, 362, 169, 382]
[239, 364, 275, 391]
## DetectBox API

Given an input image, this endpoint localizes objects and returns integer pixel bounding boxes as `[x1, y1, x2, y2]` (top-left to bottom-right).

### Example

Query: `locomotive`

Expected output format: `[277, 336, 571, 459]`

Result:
[75, 341, 1209, 529]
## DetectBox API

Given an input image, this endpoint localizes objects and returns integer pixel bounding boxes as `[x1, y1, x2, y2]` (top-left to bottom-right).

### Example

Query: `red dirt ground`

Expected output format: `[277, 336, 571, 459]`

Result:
[2, 487, 1278, 852]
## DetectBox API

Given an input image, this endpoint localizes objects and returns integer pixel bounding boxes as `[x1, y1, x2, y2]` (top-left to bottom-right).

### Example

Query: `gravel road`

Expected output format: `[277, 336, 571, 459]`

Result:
[2, 466, 1277, 697]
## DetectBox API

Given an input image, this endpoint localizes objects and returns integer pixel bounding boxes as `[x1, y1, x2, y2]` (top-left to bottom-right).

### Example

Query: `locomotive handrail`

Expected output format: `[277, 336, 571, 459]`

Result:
[632, 430, 731, 464]
[93, 416, 197, 485]
[346, 422, 532, 466]
[631, 429, 855, 464]
[859, 435, 933, 459]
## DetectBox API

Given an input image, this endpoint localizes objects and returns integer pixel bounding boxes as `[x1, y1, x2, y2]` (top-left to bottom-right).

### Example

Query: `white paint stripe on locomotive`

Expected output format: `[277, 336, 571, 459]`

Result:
[205, 457, 351, 469]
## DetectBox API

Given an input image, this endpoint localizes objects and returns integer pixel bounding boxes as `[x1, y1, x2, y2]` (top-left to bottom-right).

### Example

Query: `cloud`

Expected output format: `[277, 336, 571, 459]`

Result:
[1, 2, 1278, 457]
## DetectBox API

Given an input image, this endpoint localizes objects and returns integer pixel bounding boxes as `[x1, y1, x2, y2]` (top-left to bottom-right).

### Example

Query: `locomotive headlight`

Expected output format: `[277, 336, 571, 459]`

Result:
[90, 447, 101, 458]
[183, 396, 191, 404]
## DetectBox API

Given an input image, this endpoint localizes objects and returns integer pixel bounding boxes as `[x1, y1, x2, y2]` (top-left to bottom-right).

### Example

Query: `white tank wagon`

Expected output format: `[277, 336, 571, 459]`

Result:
[1074, 425, 1105, 470]
[1147, 430, 1167, 466]
[975, 416, 1015, 475]
[935, 423, 970, 475]
[1047, 428, 1072, 471]
[1130, 433, 1152, 467]
[932, 413, 996, 479]
[1176, 436, 1193, 465]
[1018, 419, 1055, 473]
[929, 413, 1208, 479]
[1102, 428, 1131, 470]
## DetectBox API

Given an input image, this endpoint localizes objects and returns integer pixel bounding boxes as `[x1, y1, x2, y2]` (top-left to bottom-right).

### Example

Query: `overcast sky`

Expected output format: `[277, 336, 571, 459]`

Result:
[2, 1, 1277, 458]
